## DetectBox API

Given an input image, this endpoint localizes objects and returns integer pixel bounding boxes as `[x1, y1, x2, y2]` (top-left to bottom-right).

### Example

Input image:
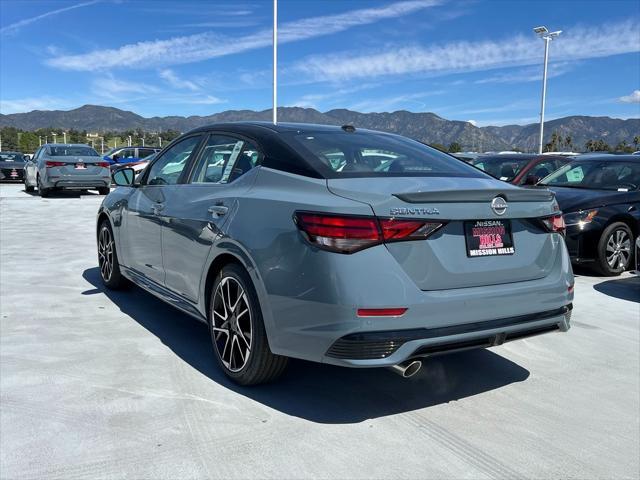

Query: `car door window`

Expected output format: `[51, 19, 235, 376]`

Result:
[146, 136, 202, 186]
[531, 160, 557, 179]
[120, 148, 136, 159]
[190, 135, 261, 184]
[138, 148, 156, 159]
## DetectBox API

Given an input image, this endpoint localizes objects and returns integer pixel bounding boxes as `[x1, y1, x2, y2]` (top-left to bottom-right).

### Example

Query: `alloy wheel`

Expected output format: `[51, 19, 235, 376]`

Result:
[212, 276, 252, 372]
[605, 229, 631, 270]
[98, 227, 114, 282]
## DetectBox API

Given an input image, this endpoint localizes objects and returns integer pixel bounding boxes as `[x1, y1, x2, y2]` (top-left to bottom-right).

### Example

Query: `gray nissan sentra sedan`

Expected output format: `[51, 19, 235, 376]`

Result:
[24, 143, 111, 196]
[97, 122, 574, 385]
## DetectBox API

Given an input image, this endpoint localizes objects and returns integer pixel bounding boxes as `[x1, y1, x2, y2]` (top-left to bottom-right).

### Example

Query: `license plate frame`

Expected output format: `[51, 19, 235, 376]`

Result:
[75, 163, 86, 170]
[464, 219, 515, 257]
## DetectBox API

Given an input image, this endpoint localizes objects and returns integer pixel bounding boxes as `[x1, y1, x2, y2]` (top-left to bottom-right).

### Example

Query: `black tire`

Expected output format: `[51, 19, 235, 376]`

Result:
[209, 263, 288, 385]
[37, 176, 50, 197]
[98, 220, 127, 289]
[98, 187, 110, 195]
[595, 222, 634, 276]
[25, 182, 34, 193]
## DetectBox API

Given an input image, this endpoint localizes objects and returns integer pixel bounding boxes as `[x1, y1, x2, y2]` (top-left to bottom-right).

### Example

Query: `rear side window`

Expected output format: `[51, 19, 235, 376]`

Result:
[190, 135, 261, 184]
[138, 148, 157, 158]
[146, 136, 202, 186]
[286, 131, 487, 179]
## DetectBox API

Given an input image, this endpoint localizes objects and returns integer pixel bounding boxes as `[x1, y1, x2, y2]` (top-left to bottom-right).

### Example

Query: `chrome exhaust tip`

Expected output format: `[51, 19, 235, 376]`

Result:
[388, 360, 422, 378]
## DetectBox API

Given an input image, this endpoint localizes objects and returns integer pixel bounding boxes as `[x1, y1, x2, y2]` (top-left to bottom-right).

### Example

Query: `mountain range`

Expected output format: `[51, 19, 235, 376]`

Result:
[1, 105, 638, 152]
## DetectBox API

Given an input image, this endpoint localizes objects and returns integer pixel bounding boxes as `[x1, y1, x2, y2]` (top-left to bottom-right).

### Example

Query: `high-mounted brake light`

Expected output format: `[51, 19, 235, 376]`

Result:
[540, 214, 566, 236]
[294, 212, 444, 253]
[357, 308, 407, 317]
[45, 161, 66, 168]
[96, 162, 110, 168]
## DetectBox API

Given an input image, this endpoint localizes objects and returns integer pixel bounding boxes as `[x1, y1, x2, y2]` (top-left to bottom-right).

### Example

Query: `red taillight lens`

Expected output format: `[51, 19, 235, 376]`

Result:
[294, 212, 443, 253]
[357, 308, 408, 317]
[45, 161, 66, 168]
[540, 214, 566, 236]
[96, 162, 110, 168]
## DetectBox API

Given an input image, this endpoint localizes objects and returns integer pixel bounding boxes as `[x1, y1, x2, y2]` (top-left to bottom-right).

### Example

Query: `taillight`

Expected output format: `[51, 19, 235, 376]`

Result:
[540, 214, 566, 236]
[45, 161, 66, 168]
[294, 212, 444, 253]
[357, 308, 407, 317]
[96, 162, 110, 168]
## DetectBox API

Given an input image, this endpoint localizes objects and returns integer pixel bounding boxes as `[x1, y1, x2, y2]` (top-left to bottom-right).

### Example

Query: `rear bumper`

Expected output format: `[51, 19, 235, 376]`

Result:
[326, 305, 571, 364]
[0, 169, 24, 181]
[53, 180, 109, 189]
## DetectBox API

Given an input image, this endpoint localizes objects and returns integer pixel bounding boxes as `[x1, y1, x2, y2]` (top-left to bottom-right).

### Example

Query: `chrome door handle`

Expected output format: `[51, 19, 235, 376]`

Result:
[152, 203, 165, 215]
[208, 205, 228, 217]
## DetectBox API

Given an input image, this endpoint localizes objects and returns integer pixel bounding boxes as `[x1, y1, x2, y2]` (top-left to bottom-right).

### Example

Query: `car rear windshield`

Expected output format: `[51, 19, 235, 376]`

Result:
[471, 156, 534, 181]
[540, 161, 640, 191]
[0, 153, 25, 161]
[49, 146, 99, 157]
[285, 131, 488, 179]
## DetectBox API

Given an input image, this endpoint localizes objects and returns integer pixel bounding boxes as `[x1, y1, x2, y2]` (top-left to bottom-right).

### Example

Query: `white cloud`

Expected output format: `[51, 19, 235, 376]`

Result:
[347, 91, 446, 112]
[46, 1, 442, 71]
[293, 19, 640, 82]
[92, 76, 159, 101]
[619, 90, 640, 104]
[467, 120, 477, 126]
[1, 0, 102, 36]
[0, 97, 70, 114]
[474, 63, 574, 84]
[184, 95, 225, 105]
[159, 69, 200, 91]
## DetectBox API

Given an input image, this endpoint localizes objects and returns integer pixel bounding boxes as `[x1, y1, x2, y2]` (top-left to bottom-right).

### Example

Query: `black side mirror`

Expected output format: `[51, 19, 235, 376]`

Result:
[523, 174, 540, 186]
[112, 168, 135, 186]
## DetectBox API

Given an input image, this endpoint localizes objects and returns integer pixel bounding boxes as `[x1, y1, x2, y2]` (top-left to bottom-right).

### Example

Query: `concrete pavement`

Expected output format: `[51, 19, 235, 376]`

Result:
[1, 182, 638, 479]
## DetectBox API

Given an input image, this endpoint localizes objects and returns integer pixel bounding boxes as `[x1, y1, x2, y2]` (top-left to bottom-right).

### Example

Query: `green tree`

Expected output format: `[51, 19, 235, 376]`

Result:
[633, 135, 639, 150]
[430, 143, 447, 152]
[448, 142, 462, 153]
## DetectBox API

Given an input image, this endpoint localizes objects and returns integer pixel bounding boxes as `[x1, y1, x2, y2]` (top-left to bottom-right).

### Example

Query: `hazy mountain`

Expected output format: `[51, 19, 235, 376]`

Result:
[1, 105, 637, 152]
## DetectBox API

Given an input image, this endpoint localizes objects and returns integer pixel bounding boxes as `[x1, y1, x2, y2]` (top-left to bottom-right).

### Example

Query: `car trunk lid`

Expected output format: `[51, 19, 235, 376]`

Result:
[327, 177, 560, 291]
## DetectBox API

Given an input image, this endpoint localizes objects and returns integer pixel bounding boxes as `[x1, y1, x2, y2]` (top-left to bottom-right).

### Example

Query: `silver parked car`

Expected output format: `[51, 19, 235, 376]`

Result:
[98, 123, 574, 385]
[24, 144, 111, 196]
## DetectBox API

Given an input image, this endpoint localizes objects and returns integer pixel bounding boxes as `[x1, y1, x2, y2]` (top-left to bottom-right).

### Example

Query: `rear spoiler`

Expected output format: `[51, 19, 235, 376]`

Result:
[394, 188, 555, 203]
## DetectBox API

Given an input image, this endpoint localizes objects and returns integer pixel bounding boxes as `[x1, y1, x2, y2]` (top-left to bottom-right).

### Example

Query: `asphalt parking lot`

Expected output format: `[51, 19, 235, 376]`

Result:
[1, 182, 638, 480]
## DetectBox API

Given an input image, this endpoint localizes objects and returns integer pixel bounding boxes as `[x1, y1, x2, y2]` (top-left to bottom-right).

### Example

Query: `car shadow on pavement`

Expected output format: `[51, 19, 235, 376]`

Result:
[23, 188, 98, 198]
[83, 267, 531, 424]
[593, 276, 640, 303]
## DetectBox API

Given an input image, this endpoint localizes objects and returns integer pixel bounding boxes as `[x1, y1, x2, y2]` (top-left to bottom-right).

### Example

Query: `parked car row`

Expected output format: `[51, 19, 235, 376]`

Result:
[464, 152, 639, 275]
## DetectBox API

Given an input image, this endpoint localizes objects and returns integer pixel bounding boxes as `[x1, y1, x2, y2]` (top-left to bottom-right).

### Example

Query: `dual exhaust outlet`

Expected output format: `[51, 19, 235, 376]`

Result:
[387, 359, 422, 378]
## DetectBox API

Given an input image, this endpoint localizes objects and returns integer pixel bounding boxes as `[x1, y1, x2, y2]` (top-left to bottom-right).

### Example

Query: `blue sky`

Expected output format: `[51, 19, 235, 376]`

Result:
[1, 0, 639, 126]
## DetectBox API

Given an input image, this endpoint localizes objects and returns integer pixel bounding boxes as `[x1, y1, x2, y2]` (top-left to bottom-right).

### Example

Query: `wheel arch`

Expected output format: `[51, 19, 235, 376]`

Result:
[604, 213, 638, 237]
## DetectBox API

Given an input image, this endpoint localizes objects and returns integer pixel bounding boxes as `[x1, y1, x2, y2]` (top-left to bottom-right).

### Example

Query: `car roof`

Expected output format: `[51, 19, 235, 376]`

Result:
[474, 154, 543, 160]
[187, 121, 388, 136]
[45, 143, 93, 147]
[572, 154, 639, 161]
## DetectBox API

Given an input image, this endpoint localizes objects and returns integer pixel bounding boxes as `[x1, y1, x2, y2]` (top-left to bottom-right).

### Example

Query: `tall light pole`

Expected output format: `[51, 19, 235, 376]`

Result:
[52, 133, 57, 144]
[63, 132, 67, 144]
[128, 135, 132, 147]
[100, 137, 105, 154]
[158, 136, 162, 147]
[39, 136, 42, 147]
[534, 26, 562, 154]
[272, 0, 277, 125]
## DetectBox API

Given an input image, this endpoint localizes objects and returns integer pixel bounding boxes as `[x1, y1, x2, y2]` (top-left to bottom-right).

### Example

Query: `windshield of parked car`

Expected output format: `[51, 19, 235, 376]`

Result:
[471, 156, 534, 181]
[540, 161, 640, 191]
[287, 131, 488, 178]
[0, 153, 25, 162]
[48, 146, 99, 157]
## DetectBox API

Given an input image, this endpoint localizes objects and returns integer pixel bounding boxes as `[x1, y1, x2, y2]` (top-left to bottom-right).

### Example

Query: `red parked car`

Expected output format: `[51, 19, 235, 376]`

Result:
[470, 154, 573, 185]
